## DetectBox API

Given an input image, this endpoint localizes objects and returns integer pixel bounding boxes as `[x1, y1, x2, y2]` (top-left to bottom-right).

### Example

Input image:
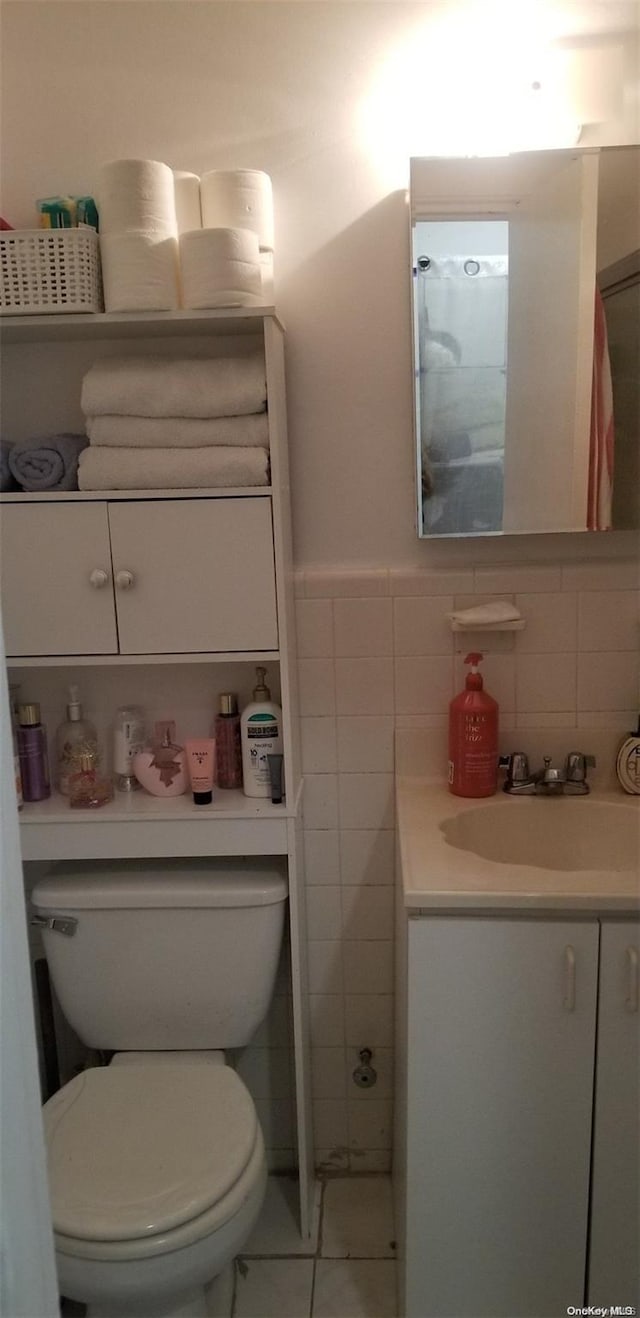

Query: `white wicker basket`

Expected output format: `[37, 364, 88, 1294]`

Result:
[0, 228, 103, 315]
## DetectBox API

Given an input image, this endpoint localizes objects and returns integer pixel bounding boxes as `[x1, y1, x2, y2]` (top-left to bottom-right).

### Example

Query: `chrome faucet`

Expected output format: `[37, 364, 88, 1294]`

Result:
[500, 751, 596, 796]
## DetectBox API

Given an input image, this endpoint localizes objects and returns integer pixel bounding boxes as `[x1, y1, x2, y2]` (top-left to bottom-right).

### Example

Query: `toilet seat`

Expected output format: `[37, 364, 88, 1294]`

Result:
[53, 1129, 266, 1263]
[44, 1065, 259, 1247]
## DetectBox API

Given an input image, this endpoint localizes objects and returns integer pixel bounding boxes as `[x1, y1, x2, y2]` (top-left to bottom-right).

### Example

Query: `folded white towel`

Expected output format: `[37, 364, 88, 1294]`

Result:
[81, 354, 267, 420]
[78, 445, 269, 491]
[86, 413, 269, 449]
[448, 601, 522, 626]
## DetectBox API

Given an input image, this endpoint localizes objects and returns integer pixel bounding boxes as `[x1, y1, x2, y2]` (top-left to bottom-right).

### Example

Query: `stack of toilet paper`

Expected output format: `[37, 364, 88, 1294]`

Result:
[97, 160, 181, 313]
[96, 161, 275, 312]
[179, 168, 274, 308]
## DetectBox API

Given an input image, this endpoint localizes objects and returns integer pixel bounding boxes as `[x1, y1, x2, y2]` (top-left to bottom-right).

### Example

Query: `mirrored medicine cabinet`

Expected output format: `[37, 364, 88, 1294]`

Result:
[410, 145, 639, 538]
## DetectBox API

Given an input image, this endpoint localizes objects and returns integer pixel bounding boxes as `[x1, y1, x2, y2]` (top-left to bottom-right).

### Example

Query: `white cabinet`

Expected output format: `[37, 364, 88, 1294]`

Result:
[403, 916, 598, 1318]
[1, 497, 277, 657]
[109, 497, 277, 654]
[399, 913, 640, 1318]
[589, 920, 640, 1308]
[1, 503, 118, 656]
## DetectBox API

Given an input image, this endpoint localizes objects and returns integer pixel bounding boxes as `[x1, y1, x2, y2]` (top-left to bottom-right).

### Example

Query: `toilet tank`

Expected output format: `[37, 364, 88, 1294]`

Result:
[31, 858, 288, 1050]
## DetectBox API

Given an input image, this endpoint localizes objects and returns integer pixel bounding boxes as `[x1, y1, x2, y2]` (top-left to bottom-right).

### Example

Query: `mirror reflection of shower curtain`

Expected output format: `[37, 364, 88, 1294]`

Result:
[417, 254, 508, 535]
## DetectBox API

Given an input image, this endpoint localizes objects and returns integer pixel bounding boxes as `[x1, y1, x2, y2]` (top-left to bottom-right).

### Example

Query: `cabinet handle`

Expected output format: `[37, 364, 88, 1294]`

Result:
[563, 945, 576, 1011]
[626, 947, 639, 1013]
[115, 569, 135, 591]
[89, 568, 110, 589]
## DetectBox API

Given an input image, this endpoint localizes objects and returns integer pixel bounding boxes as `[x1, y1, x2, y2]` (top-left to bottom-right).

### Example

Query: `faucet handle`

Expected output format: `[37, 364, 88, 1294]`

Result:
[502, 751, 530, 783]
[565, 751, 596, 782]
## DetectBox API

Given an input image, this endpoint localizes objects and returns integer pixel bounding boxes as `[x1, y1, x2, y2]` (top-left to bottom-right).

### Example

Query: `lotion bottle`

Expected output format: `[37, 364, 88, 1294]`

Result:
[448, 652, 499, 798]
[241, 667, 283, 799]
[55, 684, 99, 795]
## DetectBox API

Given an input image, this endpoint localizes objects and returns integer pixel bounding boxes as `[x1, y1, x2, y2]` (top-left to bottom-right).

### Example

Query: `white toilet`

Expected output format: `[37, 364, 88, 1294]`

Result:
[31, 857, 289, 1318]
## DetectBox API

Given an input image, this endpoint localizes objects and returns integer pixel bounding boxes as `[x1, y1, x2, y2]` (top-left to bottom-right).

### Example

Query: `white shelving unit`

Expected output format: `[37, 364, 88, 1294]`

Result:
[0, 306, 315, 1236]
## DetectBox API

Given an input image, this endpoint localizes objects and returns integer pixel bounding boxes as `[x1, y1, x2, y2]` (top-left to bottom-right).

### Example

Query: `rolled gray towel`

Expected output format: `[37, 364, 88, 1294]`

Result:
[1, 440, 18, 491]
[9, 433, 88, 491]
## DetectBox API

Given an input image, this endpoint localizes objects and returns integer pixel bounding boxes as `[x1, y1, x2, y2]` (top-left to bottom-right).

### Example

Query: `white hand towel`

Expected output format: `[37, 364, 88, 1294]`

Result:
[97, 159, 178, 237]
[200, 170, 274, 251]
[180, 228, 262, 309]
[448, 601, 522, 626]
[100, 232, 180, 312]
[81, 354, 267, 419]
[78, 445, 269, 491]
[173, 170, 202, 234]
[86, 413, 269, 449]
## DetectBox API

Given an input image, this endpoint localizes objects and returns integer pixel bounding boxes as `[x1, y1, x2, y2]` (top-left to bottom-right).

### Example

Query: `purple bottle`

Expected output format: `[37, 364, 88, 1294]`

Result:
[17, 702, 51, 801]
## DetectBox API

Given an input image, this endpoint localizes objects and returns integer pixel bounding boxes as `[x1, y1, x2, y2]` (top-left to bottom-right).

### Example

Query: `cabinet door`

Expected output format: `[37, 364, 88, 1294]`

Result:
[0, 504, 118, 656]
[589, 920, 640, 1308]
[406, 917, 599, 1318]
[108, 499, 278, 654]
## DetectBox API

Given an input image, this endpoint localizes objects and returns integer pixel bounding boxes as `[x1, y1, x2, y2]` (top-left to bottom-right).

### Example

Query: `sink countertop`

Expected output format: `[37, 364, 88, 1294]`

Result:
[397, 778, 640, 914]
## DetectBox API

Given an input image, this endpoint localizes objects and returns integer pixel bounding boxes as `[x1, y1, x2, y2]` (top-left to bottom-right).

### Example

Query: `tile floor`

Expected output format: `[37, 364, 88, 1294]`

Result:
[233, 1174, 397, 1318]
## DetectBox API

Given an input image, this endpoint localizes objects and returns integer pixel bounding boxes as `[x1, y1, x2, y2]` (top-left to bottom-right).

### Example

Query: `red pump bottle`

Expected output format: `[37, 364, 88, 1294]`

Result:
[448, 652, 499, 797]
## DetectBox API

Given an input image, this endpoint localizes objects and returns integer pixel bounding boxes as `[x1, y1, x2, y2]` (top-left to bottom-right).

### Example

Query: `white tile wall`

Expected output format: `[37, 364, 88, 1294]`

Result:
[297, 558, 639, 1169]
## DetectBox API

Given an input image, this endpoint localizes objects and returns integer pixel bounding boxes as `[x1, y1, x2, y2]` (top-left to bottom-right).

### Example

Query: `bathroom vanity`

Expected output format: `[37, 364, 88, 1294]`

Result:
[394, 779, 639, 1318]
[0, 307, 314, 1237]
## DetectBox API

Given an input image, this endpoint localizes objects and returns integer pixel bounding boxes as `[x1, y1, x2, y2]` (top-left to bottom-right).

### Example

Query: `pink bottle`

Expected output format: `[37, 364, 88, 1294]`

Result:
[214, 693, 243, 790]
[133, 721, 188, 797]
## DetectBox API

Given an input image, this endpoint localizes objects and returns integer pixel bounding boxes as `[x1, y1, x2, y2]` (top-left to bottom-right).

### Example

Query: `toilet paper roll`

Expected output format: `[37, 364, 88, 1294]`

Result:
[173, 170, 202, 234]
[259, 250, 275, 302]
[97, 159, 178, 237]
[180, 227, 262, 309]
[200, 170, 274, 251]
[100, 232, 180, 312]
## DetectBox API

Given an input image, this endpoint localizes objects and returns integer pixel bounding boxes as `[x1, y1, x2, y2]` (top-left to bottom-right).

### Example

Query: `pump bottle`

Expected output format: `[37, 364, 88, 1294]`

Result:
[55, 685, 99, 795]
[448, 652, 499, 798]
[241, 667, 283, 799]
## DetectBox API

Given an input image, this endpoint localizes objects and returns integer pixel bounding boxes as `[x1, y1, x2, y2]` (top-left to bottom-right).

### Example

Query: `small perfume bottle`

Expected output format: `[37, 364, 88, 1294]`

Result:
[69, 750, 113, 809]
[133, 721, 188, 797]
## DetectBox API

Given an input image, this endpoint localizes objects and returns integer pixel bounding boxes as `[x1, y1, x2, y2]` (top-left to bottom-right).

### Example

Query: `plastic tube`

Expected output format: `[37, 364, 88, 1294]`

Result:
[267, 753, 284, 804]
[185, 738, 216, 805]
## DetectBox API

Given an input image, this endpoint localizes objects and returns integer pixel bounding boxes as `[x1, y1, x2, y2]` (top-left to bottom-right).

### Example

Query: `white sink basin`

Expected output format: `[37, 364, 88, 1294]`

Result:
[441, 798, 638, 872]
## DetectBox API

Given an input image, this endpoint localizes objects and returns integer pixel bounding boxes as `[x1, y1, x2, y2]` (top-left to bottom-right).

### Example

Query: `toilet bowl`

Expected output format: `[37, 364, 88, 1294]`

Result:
[44, 1061, 267, 1318]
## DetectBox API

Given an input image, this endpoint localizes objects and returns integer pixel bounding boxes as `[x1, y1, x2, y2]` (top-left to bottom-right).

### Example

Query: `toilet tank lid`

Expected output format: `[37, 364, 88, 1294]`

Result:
[32, 858, 288, 911]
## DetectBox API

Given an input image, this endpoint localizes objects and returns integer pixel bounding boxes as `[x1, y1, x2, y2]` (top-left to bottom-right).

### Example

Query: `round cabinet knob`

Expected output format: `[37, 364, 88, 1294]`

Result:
[115, 569, 135, 591]
[89, 568, 109, 589]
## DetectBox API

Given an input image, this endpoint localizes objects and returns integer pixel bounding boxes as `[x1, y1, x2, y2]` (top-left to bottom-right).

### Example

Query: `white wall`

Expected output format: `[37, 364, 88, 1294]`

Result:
[1, 0, 638, 567]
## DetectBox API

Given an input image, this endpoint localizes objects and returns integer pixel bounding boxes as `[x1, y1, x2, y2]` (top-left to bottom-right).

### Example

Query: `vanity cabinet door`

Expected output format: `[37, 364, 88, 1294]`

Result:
[108, 498, 278, 654]
[0, 504, 118, 656]
[405, 916, 599, 1318]
[588, 920, 640, 1309]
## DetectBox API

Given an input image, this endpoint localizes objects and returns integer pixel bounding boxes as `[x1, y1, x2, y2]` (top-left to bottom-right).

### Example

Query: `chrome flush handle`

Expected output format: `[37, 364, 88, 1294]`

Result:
[31, 914, 77, 936]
